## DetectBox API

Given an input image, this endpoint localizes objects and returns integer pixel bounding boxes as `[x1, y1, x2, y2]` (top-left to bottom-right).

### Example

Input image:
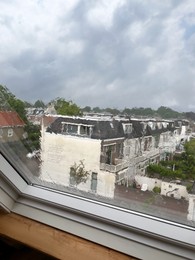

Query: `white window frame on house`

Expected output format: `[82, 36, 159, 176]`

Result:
[0, 128, 3, 137]
[0, 152, 195, 260]
[91, 172, 97, 193]
[7, 128, 13, 137]
[62, 122, 93, 137]
[79, 124, 93, 137]
[122, 123, 132, 134]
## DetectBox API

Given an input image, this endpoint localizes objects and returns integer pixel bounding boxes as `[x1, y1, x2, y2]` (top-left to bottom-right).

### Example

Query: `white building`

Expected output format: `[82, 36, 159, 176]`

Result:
[40, 115, 190, 198]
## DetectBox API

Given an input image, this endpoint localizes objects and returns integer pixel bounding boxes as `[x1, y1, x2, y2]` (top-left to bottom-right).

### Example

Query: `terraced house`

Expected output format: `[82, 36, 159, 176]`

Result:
[0, 111, 25, 142]
[40, 115, 190, 198]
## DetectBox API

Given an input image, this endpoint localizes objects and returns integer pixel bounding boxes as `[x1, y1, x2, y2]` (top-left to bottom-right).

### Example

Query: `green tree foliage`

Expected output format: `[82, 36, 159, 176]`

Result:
[185, 112, 195, 121]
[82, 106, 91, 112]
[24, 101, 33, 108]
[122, 106, 183, 119]
[23, 123, 41, 150]
[70, 160, 89, 187]
[122, 107, 155, 117]
[0, 84, 40, 151]
[93, 106, 102, 113]
[75, 104, 186, 119]
[153, 186, 161, 193]
[147, 163, 184, 180]
[156, 106, 181, 119]
[34, 100, 45, 108]
[53, 98, 81, 116]
[0, 85, 27, 122]
[184, 139, 195, 157]
[104, 107, 120, 115]
[147, 139, 195, 180]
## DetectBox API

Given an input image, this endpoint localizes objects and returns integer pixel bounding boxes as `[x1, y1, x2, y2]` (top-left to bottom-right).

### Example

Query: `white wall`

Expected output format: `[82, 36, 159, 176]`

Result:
[135, 175, 161, 191]
[135, 176, 189, 200]
[40, 132, 115, 198]
[187, 195, 195, 221]
[161, 182, 189, 200]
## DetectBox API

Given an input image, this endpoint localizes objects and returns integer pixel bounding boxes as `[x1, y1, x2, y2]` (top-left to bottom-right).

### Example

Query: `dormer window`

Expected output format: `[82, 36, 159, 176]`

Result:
[123, 123, 132, 134]
[141, 122, 147, 131]
[63, 124, 78, 134]
[110, 123, 114, 128]
[62, 122, 93, 137]
[157, 122, 162, 129]
[80, 125, 92, 136]
[8, 128, 13, 137]
[148, 121, 156, 130]
[0, 128, 3, 137]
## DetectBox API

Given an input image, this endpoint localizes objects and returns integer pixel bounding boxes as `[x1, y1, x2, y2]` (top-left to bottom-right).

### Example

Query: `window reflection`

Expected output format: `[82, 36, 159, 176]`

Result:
[1, 100, 195, 226]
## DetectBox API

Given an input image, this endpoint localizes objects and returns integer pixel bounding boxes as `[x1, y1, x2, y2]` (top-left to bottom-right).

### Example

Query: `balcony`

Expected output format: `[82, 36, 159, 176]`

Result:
[100, 160, 129, 173]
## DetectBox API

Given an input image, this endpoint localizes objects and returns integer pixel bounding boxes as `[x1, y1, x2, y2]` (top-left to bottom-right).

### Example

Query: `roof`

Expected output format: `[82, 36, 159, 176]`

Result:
[0, 111, 25, 127]
[46, 116, 176, 140]
[47, 117, 124, 139]
[42, 115, 57, 128]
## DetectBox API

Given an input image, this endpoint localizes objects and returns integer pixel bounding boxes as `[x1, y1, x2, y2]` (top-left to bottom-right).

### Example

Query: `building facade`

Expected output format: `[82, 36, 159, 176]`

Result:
[0, 111, 26, 142]
[40, 115, 190, 198]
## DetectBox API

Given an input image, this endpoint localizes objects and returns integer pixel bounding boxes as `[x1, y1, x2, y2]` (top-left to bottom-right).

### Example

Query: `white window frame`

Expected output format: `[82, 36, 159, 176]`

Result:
[0, 152, 195, 260]
[122, 123, 132, 134]
[0, 128, 3, 137]
[91, 172, 97, 193]
[7, 128, 13, 137]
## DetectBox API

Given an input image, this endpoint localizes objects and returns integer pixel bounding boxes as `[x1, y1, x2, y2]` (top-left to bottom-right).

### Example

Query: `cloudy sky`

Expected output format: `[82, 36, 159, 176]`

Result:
[1, 0, 195, 112]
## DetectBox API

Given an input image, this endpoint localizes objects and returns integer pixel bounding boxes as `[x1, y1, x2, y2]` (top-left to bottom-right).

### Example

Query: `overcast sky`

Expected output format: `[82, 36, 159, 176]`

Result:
[1, 0, 195, 112]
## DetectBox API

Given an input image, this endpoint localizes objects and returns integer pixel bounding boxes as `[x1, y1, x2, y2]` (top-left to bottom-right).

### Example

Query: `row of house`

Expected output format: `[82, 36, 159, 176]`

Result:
[40, 115, 191, 198]
[1, 110, 195, 221]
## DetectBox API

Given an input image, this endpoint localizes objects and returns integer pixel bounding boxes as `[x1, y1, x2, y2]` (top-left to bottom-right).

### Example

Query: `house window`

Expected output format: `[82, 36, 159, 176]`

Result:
[0, 128, 3, 137]
[103, 144, 116, 165]
[110, 122, 114, 128]
[124, 146, 130, 156]
[69, 170, 76, 186]
[80, 125, 91, 136]
[8, 128, 13, 137]
[123, 124, 132, 134]
[91, 172, 97, 192]
[64, 124, 78, 134]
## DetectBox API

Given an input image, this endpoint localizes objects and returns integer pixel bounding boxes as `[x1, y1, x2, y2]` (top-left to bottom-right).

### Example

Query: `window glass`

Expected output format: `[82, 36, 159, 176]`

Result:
[91, 172, 98, 192]
[8, 128, 13, 137]
[0, 129, 3, 137]
[1, 0, 195, 229]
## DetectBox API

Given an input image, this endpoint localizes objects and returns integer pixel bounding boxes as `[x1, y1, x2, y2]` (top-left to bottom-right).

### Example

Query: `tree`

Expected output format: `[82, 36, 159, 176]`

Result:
[53, 98, 82, 116]
[82, 106, 91, 113]
[104, 107, 120, 115]
[34, 100, 45, 108]
[8, 98, 27, 123]
[0, 85, 27, 122]
[24, 101, 33, 108]
[147, 139, 195, 181]
[157, 106, 181, 119]
[23, 123, 41, 150]
[184, 139, 195, 157]
[70, 160, 89, 187]
[93, 106, 102, 113]
[0, 84, 41, 151]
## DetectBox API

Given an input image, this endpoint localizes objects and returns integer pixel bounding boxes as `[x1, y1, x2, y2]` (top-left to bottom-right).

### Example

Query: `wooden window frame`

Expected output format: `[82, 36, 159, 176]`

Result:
[0, 152, 195, 260]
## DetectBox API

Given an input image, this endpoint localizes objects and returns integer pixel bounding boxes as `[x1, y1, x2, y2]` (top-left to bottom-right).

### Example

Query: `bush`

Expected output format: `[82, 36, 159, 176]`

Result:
[186, 183, 193, 192]
[153, 186, 161, 193]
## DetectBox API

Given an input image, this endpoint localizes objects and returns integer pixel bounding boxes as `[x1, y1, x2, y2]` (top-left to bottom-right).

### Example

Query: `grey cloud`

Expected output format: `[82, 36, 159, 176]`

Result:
[1, 0, 195, 112]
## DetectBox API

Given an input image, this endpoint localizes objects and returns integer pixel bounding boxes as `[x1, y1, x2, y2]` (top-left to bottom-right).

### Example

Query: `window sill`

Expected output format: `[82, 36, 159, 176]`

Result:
[0, 153, 195, 260]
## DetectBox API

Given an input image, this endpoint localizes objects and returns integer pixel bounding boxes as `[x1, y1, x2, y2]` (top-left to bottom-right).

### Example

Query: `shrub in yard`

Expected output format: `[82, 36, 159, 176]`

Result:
[153, 186, 161, 193]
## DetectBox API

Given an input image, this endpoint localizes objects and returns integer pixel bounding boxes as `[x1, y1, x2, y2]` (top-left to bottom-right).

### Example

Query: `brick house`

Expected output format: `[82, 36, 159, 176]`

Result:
[0, 111, 26, 142]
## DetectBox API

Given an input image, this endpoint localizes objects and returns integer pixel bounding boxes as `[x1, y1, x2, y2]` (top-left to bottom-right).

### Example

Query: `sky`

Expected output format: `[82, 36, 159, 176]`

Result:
[1, 0, 195, 112]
